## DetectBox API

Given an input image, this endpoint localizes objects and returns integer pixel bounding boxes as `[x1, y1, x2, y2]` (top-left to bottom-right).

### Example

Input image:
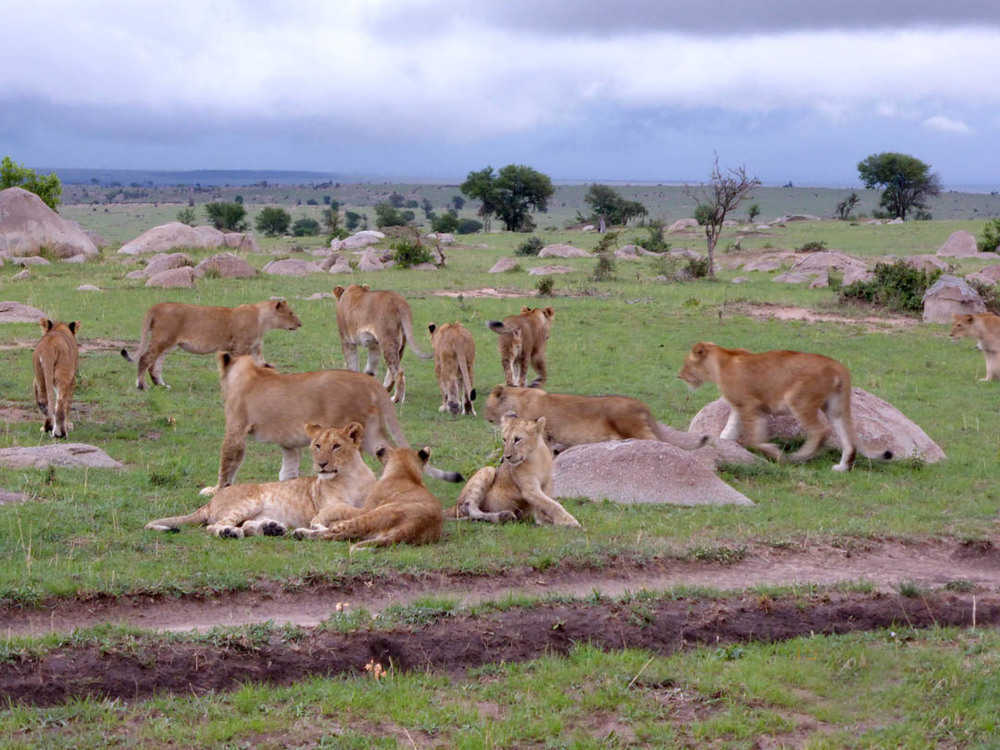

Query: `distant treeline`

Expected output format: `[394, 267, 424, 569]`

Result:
[45, 168, 348, 187]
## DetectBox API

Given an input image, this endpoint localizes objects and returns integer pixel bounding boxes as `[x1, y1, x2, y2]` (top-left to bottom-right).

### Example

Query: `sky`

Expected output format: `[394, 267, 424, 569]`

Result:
[2, 0, 999, 188]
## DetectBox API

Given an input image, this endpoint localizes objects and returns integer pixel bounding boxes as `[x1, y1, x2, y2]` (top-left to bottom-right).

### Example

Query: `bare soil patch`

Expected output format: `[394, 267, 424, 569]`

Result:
[737, 302, 917, 330]
[0, 337, 130, 353]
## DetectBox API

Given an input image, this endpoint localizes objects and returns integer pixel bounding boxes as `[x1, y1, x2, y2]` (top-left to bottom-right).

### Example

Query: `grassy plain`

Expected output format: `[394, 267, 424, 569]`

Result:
[1, 190, 1000, 746]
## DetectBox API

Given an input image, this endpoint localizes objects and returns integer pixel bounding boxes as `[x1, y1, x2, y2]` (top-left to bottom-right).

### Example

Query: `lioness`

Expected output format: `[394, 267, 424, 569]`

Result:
[332, 284, 431, 404]
[428, 321, 476, 415]
[950, 313, 1000, 381]
[32, 318, 81, 438]
[484, 385, 676, 451]
[450, 412, 580, 527]
[203, 353, 462, 496]
[294, 445, 443, 549]
[679, 342, 892, 471]
[486, 306, 555, 388]
[146, 422, 376, 538]
[121, 299, 301, 390]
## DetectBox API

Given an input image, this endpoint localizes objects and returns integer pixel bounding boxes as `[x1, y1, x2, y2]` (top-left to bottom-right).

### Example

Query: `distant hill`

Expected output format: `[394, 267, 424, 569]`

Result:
[45, 168, 349, 187]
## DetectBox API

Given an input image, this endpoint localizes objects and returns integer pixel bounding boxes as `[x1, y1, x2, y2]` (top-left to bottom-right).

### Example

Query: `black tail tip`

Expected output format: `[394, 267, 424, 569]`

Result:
[448, 472, 464, 483]
[120, 348, 132, 362]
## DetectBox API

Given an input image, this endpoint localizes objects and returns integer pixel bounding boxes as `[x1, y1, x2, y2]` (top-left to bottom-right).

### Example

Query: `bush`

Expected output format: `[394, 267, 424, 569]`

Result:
[693, 203, 714, 226]
[797, 240, 827, 253]
[390, 238, 433, 268]
[1, 156, 61, 210]
[684, 256, 712, 279]
[517, 236, 544, 256]
[456, 218, 483, 235]
[292, 218, 321, 236]
[840, 260, 942, 312]
[374, 202, 408, 228]
[978, 218, 1000, 253]
[205, 201, 247, 231]
[344, 211, 362, 231]
[175, 207, 197, 226]
[968, 279, 1000, 314]
[592, 252, 616, 281]
[255, 206, 292, 236]
[535, 275, 554, 296]
[643, 222, 671, 253]
[431, 212, 459, 234]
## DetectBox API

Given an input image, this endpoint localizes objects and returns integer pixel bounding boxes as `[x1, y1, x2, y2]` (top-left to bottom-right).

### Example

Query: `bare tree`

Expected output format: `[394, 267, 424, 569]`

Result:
[684, 156, 760, 278]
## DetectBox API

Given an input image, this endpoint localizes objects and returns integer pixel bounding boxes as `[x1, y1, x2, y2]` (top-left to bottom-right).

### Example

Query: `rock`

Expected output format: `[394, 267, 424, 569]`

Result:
[790, 251, 867, 275]
[614, 244, 645, 259]
[775, 214, 822, 223]
[261, 258, 326, 276]
[731, 276, 749, 284]
[668, 218, 699, 231]
[741, 253, 796, 272]
[667, 248, 702, 260]
[539, 243, 588, 258]
[552, 440, 754, 506]
[0, 443, 124, 470]
[936, 230, 980, 258]
[332, 231, 385, 251]
[62, 254, 89, 264]
[83, 229, 108, 248]
[489, 257, 518, 273]
[978, 264, 1000, 282]
[411, 262, 438, 271]
[965, 272, 997, 288]
[146, 267, 197, 289]
[528, 265, 574, 275]
[12, 256, 51, 266]
[427, 232, 455, 244]
[194, 252, 257, 279]
[76, 284, 102, 292]
[321, 253, 353, 274]
[581, 224, 595, 232]
[922, 275, 986, 323]
[0, 301, 47, 322]
[357, 248, 386, 272]
[688, 390, 945, 464]
[0, 187, 100, 258]
[903, 254, 950, 273]
[126, 252, 193, 279]
[842, 267, 874, 286]
[772, 272, 812, 284]
[809, 271, 830, 289]
[12, 269, 29, 280]
[118, 222, 225, 255]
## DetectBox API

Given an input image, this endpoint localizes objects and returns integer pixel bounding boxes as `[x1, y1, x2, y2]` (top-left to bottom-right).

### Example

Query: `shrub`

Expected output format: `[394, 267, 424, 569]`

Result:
[517, 236, 544, 256]
[840, 260, 942, 312]
[592, 252, 616, 281]
[390, 238, 433, 268]
[797, 240, 827, 253]
[292, 217, 321, 236]
[643, 222, 671, 253]
[206, 201, 247, 231]
[536, 275, 555, 296]
[1, 156, 61, 210]
[175, 207, 197, 226]
[374, 202, 408, 228]
[255, 206, 292, 236]
[968, 278, 1000, 314]
[693, 203, 714, 226]
[344, 211, 362, 231]
[431, 212, 459, 234]
[978, 218, 1000, 253]
[684, 256, 712, 279]
[456, 218, 483, 235]
[593, 230, 620, 255]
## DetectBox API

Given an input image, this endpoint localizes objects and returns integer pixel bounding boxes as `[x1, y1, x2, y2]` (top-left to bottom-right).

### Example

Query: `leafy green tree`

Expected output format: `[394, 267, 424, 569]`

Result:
[693, 203, 714, 226]
[323, 206, 341, 234]
[292, 217, 321, 236]
[344, 211, 362, 231]
[456, 218, 483, 235]
[374, 202, 408, 228]
[857, 152, 941, 220]
[388, 192, 406, 208]
[979, 218, 1000, 253]
[255, 206, 292, 236]
[1, 156, 62, 210]
[205, 201, 246, 231]
[746, 203, 761, 223]
[461, 164, 554, 232]
[450, 195, 465, 211]
[176, 207, 197, 226]
[583, 184, 647, 227]
[431, 212, 459, 234]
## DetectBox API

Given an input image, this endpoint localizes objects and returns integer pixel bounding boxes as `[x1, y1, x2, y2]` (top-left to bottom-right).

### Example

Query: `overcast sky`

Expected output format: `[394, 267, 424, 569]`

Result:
[3, 1, 999, 187]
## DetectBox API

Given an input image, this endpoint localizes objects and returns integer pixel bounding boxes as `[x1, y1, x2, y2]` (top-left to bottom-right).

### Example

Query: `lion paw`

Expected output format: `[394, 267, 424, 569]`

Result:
[261, 521, 287, 537]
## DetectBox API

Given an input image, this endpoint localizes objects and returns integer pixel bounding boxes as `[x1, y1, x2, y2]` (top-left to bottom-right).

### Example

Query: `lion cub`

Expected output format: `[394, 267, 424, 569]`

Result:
[679, 342, 891, 472]
[452, 412, 580, 527]
[428, 321, 476, 415]
[145, 422, 376, 538]
[294, 445, 443, 549]
[486, 306, 555, 388]
[950, 313, 1000, 381]
[32, 318, 81, 438]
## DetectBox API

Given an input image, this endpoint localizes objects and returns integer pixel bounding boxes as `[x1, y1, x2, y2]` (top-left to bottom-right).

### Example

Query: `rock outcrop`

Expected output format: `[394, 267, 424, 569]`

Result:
[0, 187, 99, 258]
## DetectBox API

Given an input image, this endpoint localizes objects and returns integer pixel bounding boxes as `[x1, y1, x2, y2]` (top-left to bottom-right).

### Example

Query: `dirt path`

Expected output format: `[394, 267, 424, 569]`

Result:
[3, 538, 997, 637]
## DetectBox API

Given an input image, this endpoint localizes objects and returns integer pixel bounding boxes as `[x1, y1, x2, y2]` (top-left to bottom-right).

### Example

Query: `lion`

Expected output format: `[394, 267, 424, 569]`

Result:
[679, 342, 892, 472]
[202, 353, 462, 496]
[121, 299, 301, 390]
[294, 445, 443, 549]
[950, 313, 1000, 381]
[332, 284, 431, 404]
[428, 321, 476, 415]
[32, 318, 81, 438]
[449, 412, 580, 527]
[486, 306, 555, 388]
[484, 385, 679, 452]
[145, 422, 376, 538]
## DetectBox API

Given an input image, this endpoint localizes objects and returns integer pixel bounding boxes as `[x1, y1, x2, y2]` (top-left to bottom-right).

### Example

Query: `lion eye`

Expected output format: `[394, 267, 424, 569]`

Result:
[513, 437, 522, 443]
[313, 443, 321, 450]
[332, 444, 340, 450]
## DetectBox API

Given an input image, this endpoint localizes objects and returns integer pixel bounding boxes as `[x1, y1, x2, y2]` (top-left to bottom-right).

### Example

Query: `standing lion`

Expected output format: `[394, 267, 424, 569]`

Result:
[486, 306, 554, 388]
[32, 318, 81, 438]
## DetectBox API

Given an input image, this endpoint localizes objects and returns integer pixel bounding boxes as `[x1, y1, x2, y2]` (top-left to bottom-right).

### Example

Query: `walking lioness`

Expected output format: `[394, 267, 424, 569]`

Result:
[486, 306, 555, 388]
[146, 422, 376, 538]
[950, 312, 1000, 381]
[122, 299, 301, 389]
[679, 342, 892, 471]
[32, 318, 81, 438]
[428, 321, 476, 415]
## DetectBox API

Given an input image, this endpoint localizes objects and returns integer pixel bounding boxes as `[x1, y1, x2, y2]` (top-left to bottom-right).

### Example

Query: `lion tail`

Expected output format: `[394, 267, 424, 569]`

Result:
[371, 389, 463, 483]
[402, 314, 432, 360]
[458, 352, 475, 406]
[145, 504, 210, 532]
[487, 320, 515, 335]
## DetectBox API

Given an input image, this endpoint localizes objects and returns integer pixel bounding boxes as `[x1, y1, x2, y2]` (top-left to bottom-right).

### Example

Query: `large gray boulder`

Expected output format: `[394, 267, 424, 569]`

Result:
[125, 252, 193, 279]
[357, 248, 386, 272]
[0, 187, 99, 258]
[118, 222, 226, 255]
[936, 231, 980, 258]
[489, 257, 518, 273]
[194, 252, 257, 279]
[146, 267, 197, 289]
[331, 230, 385, 251]
[0, 444, 124, 470]
[552, 440, 754, 506]
[261, 258, 325, 276]
[668, 218, 699, 231]
[223, 232, 261, 253]
[688, 389, 945, 464]
[790, 251, 867, 275]
[321, 253, 353, 274]
[922, 275, 986, 323]
[0, 301, 47, 323]
[539, 243, 588, 258]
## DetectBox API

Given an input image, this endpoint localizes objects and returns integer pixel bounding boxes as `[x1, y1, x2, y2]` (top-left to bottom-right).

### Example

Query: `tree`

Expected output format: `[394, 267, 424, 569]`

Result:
[1, 156, 62, 210]
[374, 202, 409, 228]
[684, 156, 761, 279]
[292, 217, 321, 236]
[583, 184, 648, 227]
[432, 212, 459, 234]
[857, 152, 941, 221]
[460, 164, 554, 232]
[205, 201, 246, 231]
[836, 192, 861, 220]
[176, 207, 197, 226]
[450, 195, 465, 211]
[388, 192, 406, 208]
[255, 206, 291, 236]
[323, 206, 341, 234]
[344, 211, 362, 231]
[746, 203, 761, 223]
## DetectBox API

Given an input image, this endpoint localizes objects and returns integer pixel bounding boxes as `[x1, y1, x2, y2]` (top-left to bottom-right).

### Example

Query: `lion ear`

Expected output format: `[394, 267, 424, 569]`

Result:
[520, 306, 531, 314]
[375, 445, 389, 462]
[39, 318, 52, 331]
[344, 421, 364, 446]
[428, 322, 437, 334]
[417, 447, 431, 463]
[304, 423, 325, 439]
[490, 385, 505, 398]
[544, 307, 555, 317]
[332, 286, 345, 298]
[69, 321, 81, 335]
[692, 343, 707, 359]
[361, 284, 370, 292]
[534, 416, 546, 432]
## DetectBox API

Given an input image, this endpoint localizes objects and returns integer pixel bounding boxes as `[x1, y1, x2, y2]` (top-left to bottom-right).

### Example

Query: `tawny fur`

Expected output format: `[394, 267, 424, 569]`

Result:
[121, 299, 301, 389]
[428, 321, 476, 415]
[32, 318, 81, 438]
[484, 385, 674, 450]
[202, 354, 461, 496]
[449, 413, 580, 527]
[295, 445, 443, 549]
[486, 306, 555, 388]
[332, 284, 431, 404]
[146, 422, 376, 538]
[678, 342, 889, 472]
[950, 313, 1000, 382]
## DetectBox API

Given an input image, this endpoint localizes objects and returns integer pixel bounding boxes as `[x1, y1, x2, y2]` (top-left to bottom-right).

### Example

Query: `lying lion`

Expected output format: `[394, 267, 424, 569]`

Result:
[449, 412, 580, 527]
[145, 422, 376, 538]
[122, 299, 301, 390]
[950, 312, 1000, 382]
[32, 318, 81, 438]
[294, 445, 443, 549]
[679, 341, 892, 472]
